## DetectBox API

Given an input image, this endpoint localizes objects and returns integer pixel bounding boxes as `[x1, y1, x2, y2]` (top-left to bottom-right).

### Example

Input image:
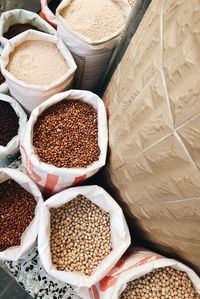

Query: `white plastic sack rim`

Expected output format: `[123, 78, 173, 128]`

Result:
[0, 93, 27, 155]
[41, 0, 58, 26]
[21, 89, 108, 176]
[112, 250, 200, 297]
[0, 168, 43, 261]
[0, 9, 56, 48]
[38, 185, 131, 287]
[56, 0, 131, 46]
[0, 82, 8, 94]
[0, 30, 77, 91]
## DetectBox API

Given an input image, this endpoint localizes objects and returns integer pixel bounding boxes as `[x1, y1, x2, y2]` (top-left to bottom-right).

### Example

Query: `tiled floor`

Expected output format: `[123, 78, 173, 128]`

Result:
[0, 268, 32, 299]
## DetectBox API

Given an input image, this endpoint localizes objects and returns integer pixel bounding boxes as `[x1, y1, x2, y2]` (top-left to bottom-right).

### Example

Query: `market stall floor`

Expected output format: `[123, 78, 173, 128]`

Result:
[0, 268, 32, 299]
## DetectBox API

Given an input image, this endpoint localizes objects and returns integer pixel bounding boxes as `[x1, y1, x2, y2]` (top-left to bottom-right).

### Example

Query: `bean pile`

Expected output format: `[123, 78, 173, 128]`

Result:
[0, 101, 19, 146]
[120, 267, 200, 299]
[0, 180, 36, 251]
[4, 24, 41, 40]
[50, 195, 112, 276]
[33, 100, 100, 168]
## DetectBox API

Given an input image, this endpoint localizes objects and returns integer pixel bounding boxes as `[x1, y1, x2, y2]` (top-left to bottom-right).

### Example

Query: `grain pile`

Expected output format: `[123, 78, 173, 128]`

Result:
[4, 24, 41, 39]
[6, 40, 68, 85]
[0, 101, 19, 146]
[33, 100, 100, 168]
[60, 0, 125, 41]
[50, 195, 112, 276]
[120, 267, 200, 299]
[0, 180, 36, 251]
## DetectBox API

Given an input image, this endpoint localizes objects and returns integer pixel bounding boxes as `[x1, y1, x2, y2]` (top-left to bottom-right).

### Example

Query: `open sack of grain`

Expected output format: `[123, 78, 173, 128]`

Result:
[20, 89, 108, 194]
[0, 30, 77, 113]
[0, 93, 27, 167]
[0, 168, 43, 261]
[56, 0, 131, 91]
[38, 185, 131, 287]
[40, 0, 60, 28]
[78, 249, 200, 299]
[0, 9, 56, 50]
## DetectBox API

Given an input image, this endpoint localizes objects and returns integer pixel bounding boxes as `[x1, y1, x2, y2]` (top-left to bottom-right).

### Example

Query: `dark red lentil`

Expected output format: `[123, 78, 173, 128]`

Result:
[4, 23, 42, 39]
[0, 101, 19, 146]
[33, 100, 100, 168]
[0, 179, 36, 251]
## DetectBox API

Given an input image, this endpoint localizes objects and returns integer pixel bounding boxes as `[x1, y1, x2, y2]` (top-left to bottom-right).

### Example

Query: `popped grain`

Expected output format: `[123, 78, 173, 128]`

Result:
[50, 195, 112, 276]
[120, 267, 200, 299]
[0, 179, 36, 251]
[0, 101, 19, 146]
[61, 0, 125, 41]
[33, 100, 100, 168]
[6, 40, 68, 85]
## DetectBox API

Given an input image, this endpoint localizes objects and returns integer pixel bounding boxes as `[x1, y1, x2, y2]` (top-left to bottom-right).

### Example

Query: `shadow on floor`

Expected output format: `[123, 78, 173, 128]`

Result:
[0, 268, 32, 299]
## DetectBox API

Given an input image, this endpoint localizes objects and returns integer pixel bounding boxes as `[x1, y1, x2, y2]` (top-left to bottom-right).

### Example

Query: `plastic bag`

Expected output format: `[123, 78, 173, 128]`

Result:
[56, 0, 131, 91]
[0, 30, 77, 113]
[40, 0, 59, 28]
[0, 9, 56, 50]
[0, 93, 27, 167]
[38, 185, 131, 287]
[0, 168, 43, 261]
[20, 89, 108, 194]
[78, 249, 200, 298]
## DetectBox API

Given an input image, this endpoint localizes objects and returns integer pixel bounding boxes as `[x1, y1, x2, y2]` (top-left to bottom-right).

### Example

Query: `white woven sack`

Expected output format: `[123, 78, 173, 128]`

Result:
[0, 82, 8, 94]
[20, 89, 108, 194]
[56, 0, 131, 91]
[0, 168, 43, 261]
[0, 30, 77, 113]
[0, 93, 27, 167]
[38, 185, 131, 287]
[78, 249, 200, 298]
[0, 9, 56, 49]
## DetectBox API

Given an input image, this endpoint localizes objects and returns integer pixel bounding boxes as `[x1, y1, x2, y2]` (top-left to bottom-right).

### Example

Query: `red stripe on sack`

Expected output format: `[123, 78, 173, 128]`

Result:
[44, 174, 59, 194]
[72, 175, 87, 186]
[115, 258, 126, 269]
[113, 255, 163, 278]
[20, 144, 41, 182]
[99, 276, 118, 292]
[92, 286, 100, 299]
[100, 255, 163, 292]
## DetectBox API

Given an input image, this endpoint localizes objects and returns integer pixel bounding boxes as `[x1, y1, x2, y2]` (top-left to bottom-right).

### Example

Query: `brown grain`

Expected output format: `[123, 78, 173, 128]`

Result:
[0, 179, 36, 251]
[0, 101, 19, 146]
[4, 24, 42, 39]
[33, 100, 100, 168]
